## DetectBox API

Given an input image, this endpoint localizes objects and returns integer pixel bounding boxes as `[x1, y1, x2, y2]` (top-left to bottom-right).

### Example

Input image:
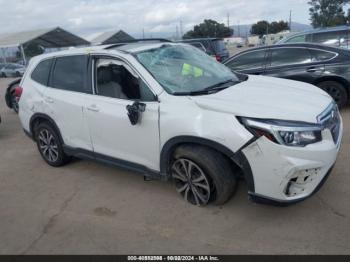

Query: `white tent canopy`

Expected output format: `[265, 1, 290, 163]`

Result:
[90, 30, 134, 45]
[0, 27, 90, 49]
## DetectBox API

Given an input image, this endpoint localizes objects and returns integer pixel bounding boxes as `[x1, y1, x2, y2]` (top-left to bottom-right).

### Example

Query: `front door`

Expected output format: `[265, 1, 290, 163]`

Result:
[85, 56, 160, 171]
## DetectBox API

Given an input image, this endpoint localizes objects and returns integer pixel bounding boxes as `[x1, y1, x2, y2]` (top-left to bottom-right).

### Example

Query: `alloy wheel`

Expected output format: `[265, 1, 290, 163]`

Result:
[172, 159, 211, 206]
[322, 85, 341, 103]
[38, 129, 59, 163]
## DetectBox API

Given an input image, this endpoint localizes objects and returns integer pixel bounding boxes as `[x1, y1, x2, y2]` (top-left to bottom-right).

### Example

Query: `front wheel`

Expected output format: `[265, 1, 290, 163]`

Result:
[317, 81, 348, 108]
[171, 145, 237, 206]
[35, 122, 71, 167]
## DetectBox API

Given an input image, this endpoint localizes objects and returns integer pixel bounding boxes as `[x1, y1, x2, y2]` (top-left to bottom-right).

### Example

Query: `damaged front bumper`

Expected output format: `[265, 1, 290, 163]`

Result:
[241, 125, 342, 206]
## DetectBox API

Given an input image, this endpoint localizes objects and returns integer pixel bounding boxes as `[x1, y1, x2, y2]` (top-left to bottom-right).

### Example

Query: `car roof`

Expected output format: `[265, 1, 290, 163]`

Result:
[232, 43, 346, 56]
[180, 38, 223, 42]
[282, 25, 350, 41]
[27, 42, 193, 65]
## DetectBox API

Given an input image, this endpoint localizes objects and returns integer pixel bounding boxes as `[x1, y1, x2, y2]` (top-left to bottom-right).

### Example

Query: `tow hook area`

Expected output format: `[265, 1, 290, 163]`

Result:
[285, 168, 321, 197]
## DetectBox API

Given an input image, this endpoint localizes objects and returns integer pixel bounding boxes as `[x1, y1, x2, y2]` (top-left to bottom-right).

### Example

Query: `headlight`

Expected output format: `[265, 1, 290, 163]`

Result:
[240, 118, 322, 147]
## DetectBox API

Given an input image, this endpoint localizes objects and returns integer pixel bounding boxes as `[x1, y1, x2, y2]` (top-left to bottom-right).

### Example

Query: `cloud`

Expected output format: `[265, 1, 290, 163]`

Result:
[0, 0, 310, 38]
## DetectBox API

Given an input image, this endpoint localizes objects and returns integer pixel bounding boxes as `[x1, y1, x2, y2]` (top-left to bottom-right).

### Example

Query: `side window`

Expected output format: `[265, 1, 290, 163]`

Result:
[313, 32, 340, 46]
[226, 50, 266, 70]
[310, 49, 337, 62]
[270, 48, 312, 67]
[95, 58, 155, 102]
[51, 55, 90, 94]
[339, 30, 349, 48]
[286, 35, 306, 43]
[31, 59, 53, 86]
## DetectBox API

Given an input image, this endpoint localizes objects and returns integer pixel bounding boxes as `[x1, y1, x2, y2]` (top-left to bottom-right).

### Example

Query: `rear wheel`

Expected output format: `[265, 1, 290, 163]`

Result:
[171, 145, 237, 206]
[9, 87, 19, 113]
[1, 73, 6, 78]
[317, 81, 348, 108]
[35, 122, 71, 167]
[15, 71, 21, 77]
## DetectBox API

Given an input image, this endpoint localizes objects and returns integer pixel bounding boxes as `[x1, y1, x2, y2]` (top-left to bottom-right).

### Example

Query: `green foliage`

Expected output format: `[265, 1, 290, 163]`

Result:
[183, 19, 233, 39]
[309, 0, 350, 28]
[251, 20, 289, 36]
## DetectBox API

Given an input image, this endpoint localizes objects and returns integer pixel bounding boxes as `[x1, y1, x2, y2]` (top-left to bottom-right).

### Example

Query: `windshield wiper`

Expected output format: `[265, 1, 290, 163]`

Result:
[203, 79, 241, 92]
[173, 79, 241, 96]
[173, 81, 238, 96]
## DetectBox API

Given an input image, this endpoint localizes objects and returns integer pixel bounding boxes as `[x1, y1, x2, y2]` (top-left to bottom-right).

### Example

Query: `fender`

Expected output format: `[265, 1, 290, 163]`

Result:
[160, 136, 255, 192]
[29, 113, 65, 144]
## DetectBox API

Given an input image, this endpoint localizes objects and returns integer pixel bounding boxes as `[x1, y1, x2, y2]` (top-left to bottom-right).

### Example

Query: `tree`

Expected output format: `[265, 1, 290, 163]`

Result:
[251, 20, 289, 37]
[183, 19, 233, 39]
[309, 0, 350, 28]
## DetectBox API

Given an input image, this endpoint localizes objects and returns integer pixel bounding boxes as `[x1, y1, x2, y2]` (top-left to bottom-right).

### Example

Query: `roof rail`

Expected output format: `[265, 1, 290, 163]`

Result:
[105, 38, 172, 49]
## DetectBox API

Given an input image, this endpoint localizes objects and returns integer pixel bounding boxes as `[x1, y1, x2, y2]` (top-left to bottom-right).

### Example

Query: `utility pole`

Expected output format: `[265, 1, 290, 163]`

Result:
[176, 25, 179, 40]
[142, 28, 145, 39]
[289, 10, 292, 32]
[238, 20, 241, 37]
[227, 13, 230, 28]
[180, 20, 183, 39]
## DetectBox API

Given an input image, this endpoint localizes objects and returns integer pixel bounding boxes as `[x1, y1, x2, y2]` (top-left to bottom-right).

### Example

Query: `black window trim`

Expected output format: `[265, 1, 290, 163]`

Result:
[30, 58, 55, 87]
[266, 46, 338, 69]
[48, 54, 92, 94]
[91, 54, 158, 102]
[225, 48, 269, 71]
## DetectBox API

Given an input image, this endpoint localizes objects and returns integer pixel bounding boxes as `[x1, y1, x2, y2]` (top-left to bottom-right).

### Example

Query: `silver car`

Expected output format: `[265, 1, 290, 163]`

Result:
[0, 63, 25, 78]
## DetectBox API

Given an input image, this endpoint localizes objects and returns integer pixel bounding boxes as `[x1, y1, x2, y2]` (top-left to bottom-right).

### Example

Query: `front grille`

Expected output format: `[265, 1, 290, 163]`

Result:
[318, 104, 341, 144]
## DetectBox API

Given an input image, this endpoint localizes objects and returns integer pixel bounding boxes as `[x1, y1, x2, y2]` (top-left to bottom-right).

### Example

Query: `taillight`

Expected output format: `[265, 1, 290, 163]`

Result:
[215, 55, 222, 62]
[14, 86, 23, 100]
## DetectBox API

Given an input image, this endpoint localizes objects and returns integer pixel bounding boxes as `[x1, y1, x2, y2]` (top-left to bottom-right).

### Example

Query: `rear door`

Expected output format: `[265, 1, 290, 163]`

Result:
[224, 49, 268, 75]
[264, 47, 324, 82]
[44, 55, 93, 151]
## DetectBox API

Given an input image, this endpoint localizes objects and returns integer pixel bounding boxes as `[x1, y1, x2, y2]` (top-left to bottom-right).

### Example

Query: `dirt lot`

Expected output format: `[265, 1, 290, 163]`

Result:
[0, 77, 350, 255]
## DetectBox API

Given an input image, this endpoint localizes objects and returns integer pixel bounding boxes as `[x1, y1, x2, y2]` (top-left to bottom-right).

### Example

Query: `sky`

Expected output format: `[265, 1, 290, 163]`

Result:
[0, 0, 311, 38]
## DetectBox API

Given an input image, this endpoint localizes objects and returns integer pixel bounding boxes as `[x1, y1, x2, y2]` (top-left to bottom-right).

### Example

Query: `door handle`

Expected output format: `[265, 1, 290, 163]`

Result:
[45, 97, 54, 103]
[87, 105, 100, 112]
[307, 67, 323, 73]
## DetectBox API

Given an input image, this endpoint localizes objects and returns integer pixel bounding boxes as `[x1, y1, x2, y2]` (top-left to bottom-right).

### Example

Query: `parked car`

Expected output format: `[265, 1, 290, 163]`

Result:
[18, 42, 342, 207]
[0, 63, 25, 78]
[180, 38, 230, 62]
[5, 78, 21, 113]
[277, 25, 350, 49]
[224, 43, 350, 108]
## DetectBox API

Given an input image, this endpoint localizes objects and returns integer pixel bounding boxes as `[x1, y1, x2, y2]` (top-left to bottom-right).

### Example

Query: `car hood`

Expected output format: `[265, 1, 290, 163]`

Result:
[191, 75, 333, 123]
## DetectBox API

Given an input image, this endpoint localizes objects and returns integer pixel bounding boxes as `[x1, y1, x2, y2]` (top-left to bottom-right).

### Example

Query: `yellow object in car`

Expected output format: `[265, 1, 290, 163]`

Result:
[182, 63, 203, 78]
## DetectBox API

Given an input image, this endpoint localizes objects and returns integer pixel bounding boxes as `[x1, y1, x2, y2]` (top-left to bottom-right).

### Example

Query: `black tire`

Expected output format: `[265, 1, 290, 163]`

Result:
[9, 87, 19, 113]
[34, 122, 71, 167]
[171, 145, 237, 206]
[1, 73, 6, 78]
[317, 81, 348, 108]
[15, 71, 21, 77]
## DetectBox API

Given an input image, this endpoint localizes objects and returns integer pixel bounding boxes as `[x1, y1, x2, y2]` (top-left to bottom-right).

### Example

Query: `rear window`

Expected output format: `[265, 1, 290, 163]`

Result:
[212, 40, 227, 52]
[50, 55, 90, 94]
[310, 49, 337, 61]
[31, 59, 53, 86]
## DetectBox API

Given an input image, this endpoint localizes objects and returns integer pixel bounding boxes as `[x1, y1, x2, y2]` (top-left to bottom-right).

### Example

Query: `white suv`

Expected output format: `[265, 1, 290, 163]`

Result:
[18, 42, 343, 206]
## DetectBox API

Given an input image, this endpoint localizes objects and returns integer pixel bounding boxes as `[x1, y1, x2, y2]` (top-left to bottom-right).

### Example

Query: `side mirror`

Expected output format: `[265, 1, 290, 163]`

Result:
[126, 101, 146, 126]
